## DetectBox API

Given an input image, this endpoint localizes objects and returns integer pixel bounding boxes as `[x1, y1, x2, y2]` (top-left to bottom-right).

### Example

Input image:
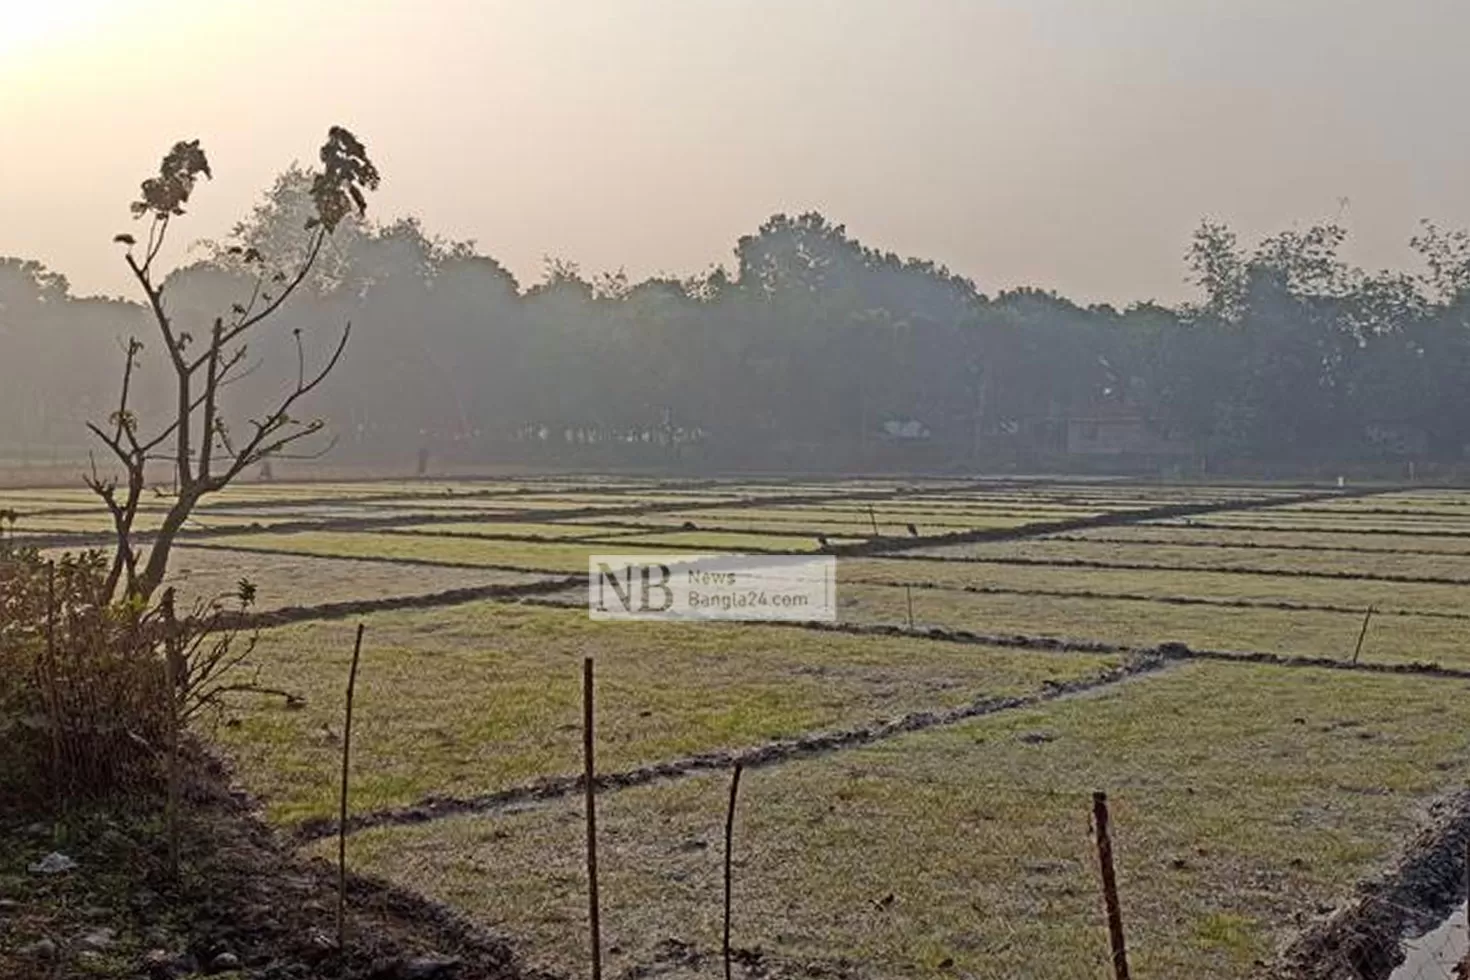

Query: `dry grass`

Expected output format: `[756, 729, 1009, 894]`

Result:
[165, 546, 551, 611]
[194, 531, 600, 572]
[830, 580, 1470, 667]
[1063, 524, 1470, 553]
[1160, 514, 1470, 535]
[386, 520, 652, 540]
[316, 661, 1470, 979]
[213, 602, 1122, 824]
[844, 556, 1469, 616]
[917, 537, 1470, 579]
[579, 529, 849, 552]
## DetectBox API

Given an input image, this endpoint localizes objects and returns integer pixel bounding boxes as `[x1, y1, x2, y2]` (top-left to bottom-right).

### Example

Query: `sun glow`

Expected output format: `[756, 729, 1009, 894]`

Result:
[0, 0, 124, 59]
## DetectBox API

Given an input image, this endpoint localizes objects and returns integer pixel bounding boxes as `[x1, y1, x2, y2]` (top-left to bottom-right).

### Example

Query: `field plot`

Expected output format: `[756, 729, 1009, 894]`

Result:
[12, 509, 312, 536]
[908, 536, 1470, 579]
[193, 531, 607, 573]
[828, 579, 1470, 666]
[163, 546, 554, 612]
[20, 473, 1470, 976]
[1057, 524, 1470, 554]
[384, 520, 655, 541]
[842, 556, 1470, 618]
[853, 488, 1470, 671]
[566, 508, 1026, 536]
[1151, 513, 1470, 536]
[217, 602, 1124, 823]
[318, 662, 1470, 979]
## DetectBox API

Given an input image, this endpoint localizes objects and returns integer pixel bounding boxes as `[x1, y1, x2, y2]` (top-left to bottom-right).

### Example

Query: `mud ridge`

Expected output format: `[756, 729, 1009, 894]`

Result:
[13, 480, 1009, 550]
[290, 655, 1168, 843]
[768, 621, 1470, 679]
[1268, 788, 1470, 980]
[1048, 532, 1470, 559]
[841, 575, 1470, 622]
[1268, 504, 1470, 520]
[1154, 643, 1470, 680]
[830, 487, 1387, 557]
[178, 540, 572, 576]
[171, 555, 1470, 634]
[877, 551, 1470, 587]
[376, 526, 800, 554]
[15, 482, 1377, 556]
[1164, 521, 1470, 540]
[509, 595, 1470, 678]
[158, 551, 1470, 633]
[226, 575, 584, 629]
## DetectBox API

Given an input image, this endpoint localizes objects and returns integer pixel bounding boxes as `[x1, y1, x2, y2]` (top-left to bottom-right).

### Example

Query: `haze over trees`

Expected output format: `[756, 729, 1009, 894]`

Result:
[5, 169, 1470, 474]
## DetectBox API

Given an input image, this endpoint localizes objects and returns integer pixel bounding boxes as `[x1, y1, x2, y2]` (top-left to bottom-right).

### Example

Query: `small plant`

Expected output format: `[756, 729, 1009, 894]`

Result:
[0, 544, 273, 822]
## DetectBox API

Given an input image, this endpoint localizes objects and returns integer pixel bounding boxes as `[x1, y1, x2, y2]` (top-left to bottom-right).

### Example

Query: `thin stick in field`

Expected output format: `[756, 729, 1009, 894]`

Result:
[723, 762, 744, 980]
[1352, 605, 1375, 664]
[337, 622, 365, 950]
[584, 656, 602, 980]
[1091, 791, 1130, 980]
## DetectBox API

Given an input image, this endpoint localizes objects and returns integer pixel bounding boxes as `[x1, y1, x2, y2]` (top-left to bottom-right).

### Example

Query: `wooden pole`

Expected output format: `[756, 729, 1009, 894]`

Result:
[337, 622, 365, 950]
[584, 657, 602, 980]
[1091, 792, 1130, 980]
[1351, 605, 1375, 664]
[723, 763, 744, 980]
[905, 585, 915, 629]
[44, 561, 63, 826]
[162, 588, 180, 877]
[868, 503, 880, 536]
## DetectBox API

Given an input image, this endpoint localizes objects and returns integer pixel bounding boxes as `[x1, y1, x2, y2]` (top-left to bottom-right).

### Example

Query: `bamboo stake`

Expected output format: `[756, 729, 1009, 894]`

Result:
[163, 588, 180, 877]
[584, 656, 602, 980]
[1091, 792, 1130, 980]
[337, 623, 365, 950]
[723, 763, 745, 980]
[1352, 605, 1375, 664]
[44, 561, 63, 827]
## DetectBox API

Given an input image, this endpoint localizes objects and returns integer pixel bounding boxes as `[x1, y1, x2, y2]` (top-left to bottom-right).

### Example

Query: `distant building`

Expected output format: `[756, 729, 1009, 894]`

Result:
[880, 418, 931, 441]
[1363, 421, 1427, 457]
[1065, 406, 1192, 457]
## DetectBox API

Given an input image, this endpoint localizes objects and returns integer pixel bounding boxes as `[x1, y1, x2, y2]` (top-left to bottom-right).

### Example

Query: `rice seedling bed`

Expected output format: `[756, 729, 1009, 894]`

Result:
[217, 603, 1122, 824]
[317, 662, 1470, 979]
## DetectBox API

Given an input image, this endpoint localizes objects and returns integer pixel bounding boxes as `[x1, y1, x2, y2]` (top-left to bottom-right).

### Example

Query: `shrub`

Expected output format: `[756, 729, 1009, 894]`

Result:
[0, 540, 258, 816]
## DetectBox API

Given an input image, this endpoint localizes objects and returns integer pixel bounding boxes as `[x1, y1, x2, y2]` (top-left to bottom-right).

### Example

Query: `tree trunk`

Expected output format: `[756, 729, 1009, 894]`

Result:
[134, 495, 197, 602]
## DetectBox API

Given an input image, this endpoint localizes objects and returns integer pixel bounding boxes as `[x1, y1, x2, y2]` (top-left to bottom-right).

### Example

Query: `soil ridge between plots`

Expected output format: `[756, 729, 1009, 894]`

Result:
[289, 655, 1169, 844]
[1267, 788, 1470, 980]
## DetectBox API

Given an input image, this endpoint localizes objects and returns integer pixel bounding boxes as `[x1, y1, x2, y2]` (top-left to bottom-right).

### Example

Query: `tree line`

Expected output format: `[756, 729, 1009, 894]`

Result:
[5, 167, 1470, 474]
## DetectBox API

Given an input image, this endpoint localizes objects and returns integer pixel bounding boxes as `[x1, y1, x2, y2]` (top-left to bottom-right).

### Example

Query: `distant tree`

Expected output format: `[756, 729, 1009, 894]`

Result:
[1411, 220, 1470, 303]
[87, 127, 379, 602]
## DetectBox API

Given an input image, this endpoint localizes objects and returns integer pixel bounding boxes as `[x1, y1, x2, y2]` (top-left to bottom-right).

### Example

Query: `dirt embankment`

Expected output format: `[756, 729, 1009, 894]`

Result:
[0, 751, 558, 980]
[1268, 789, 1470, 980]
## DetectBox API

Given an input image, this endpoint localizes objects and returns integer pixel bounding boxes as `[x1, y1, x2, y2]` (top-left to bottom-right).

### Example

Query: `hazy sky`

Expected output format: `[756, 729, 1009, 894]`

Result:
[4, 0, 1470, 304]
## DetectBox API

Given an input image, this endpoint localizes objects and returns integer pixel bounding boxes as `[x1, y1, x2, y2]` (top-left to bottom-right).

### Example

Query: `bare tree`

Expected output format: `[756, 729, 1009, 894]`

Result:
[86, 127, 379, 603]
